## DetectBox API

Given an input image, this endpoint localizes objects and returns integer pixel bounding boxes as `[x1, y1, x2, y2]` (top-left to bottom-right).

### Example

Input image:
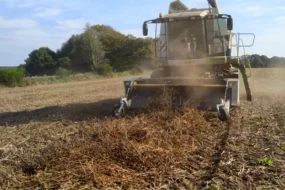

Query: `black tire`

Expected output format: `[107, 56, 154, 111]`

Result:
[113, 104, 126, 117]
[218, 107, 229, 121]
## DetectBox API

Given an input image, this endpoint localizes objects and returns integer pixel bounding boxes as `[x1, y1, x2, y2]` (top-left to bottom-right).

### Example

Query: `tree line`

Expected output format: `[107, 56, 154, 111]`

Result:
[247, 54, 285, 68]
[20, 24, 155, 76]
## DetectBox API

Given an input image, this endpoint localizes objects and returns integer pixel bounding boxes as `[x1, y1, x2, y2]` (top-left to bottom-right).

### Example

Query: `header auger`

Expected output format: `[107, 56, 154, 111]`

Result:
[113, 0, 255, 121]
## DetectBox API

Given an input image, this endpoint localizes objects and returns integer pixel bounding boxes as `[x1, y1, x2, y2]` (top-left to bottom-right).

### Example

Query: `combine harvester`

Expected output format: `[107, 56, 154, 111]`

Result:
[114, 0, 255, 121]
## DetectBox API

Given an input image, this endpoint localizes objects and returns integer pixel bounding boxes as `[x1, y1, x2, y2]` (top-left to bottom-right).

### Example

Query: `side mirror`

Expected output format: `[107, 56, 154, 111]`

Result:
[143, 23, 148, 36]
[227, 17, 233, 31]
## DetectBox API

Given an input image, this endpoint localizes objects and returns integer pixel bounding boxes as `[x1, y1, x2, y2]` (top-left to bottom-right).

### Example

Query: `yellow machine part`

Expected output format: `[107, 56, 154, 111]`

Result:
[133, 82, 226, 88]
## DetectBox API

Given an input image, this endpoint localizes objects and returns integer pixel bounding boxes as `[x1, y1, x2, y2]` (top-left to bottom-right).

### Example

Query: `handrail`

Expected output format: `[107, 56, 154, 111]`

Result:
[230, 33, 254, 78]
[231, 33, 255, 47]
[239, 38, 252, 78]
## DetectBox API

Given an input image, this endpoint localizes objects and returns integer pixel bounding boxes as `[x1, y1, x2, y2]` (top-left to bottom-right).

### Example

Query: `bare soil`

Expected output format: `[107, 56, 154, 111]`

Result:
[0, 69, 284, 189]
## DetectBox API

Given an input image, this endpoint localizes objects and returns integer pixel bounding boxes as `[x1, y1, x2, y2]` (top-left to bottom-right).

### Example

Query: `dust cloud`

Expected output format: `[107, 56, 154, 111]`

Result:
[240, 68, 285, 99]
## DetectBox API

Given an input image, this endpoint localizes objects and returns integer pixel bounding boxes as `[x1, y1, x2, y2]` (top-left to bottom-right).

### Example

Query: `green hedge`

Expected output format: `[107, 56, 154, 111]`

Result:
[0, 68, 24, 87]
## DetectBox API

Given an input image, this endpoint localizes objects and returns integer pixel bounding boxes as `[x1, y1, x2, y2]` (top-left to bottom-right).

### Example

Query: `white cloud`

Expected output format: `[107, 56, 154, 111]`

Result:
[120, 29, 142, 37]
[14, 28, 50, 37]
[0, 17, 37, 28]
[224, 2, 285, 17]
[245, 6, 261, 12]
[0, 0, 34, 8]
[245, 6, 262, 17]
[17, 1, 34, 8]
[0, 36, 17, 41]
[56, 19, 87, 30]
[274, 16, 285, 22]
[34, 8, 61, 18]
[0, 0, 81, 10]
[0, 28, 62, 66]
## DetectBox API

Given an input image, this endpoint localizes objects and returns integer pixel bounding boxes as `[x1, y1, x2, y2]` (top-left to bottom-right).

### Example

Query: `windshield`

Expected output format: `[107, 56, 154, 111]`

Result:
[167, 20, 207, 59]
[164, 18, 229, 59]
[206, 18, 229, 56]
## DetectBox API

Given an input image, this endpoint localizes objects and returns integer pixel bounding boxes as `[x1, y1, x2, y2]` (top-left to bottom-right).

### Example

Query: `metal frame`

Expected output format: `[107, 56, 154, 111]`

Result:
[232, 33, 255, 58]
[155, 23, 168, 59]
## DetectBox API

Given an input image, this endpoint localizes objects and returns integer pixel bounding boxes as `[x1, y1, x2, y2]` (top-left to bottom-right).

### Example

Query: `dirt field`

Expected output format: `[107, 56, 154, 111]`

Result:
[0, 69, 285, 189]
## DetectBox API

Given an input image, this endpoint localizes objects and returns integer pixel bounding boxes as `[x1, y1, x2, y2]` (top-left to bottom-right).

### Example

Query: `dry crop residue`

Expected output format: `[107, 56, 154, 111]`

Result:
[0, 69, 285, 189]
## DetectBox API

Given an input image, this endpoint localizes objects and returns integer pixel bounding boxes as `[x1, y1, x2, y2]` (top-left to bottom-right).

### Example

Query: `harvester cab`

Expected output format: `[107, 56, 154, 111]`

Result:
[113, 0, 255, 121]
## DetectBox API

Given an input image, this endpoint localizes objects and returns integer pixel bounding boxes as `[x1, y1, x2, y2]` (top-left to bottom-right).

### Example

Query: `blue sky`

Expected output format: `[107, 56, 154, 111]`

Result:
[0, 0, 284, 66]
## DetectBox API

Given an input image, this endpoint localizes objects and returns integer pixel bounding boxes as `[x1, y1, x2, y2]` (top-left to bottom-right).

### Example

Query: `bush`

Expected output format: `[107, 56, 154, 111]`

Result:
[96, 63, 112, 75]
[0, 68, 24, 87]
[55, 67, 71, 78]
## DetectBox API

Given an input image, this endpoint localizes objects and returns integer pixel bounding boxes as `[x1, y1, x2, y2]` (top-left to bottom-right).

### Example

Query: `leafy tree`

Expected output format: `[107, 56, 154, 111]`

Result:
[56, 35, 75, 58]
[56, 57, 71, 70]
[100, 32, 153, 71]
[65, 25, 107, 72]
[84, 23, 106, 70]
[260, 55, 270, 67]
[112, 36, 153, 71]
[24, 47, 57, 76]
[68, 34, 90, 72]
[250, 54, 264, 68]
[98, 25, 126, 69]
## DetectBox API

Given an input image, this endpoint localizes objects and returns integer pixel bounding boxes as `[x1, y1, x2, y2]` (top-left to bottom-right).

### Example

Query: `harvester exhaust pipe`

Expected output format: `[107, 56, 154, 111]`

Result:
[207, 0, 217, 8]
[169, 0, 188, 13]
[207, 0, 221, 13]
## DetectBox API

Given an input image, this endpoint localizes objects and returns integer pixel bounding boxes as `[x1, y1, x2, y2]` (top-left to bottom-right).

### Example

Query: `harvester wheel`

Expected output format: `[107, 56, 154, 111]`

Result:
[218, 107, 229, 121]
[113, 103, 126, 117]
